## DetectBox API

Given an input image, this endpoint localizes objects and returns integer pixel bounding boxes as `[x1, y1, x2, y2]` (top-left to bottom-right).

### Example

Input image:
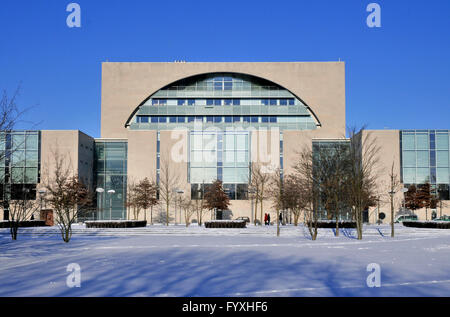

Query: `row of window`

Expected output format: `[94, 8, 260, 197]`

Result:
[402, 167, 449, 185]
[136, 115, 312, 124]
[402, 132, 449, 150]
[402, 150, 449, 168]
[190, 183, 249, 200]
[150, 98, 296, 106]
[0, 167, 39, 184]
[161, 74, 282, 93]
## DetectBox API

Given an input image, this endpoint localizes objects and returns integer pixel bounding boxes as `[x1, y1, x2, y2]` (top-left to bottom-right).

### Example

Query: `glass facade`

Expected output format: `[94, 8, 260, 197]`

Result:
[189, 130, 250, 200]
[312, 139, 352, 220]
[94, 140, 128, 220]
[128, 73, 319, 131]
[127, 73, 301, 201]
[0, 131, 40, 203]
[400, 130, 450, 200]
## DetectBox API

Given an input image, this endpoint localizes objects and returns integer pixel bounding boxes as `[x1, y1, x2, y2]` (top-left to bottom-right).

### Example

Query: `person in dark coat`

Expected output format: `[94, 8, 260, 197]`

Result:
[279, 213, 283, 225]
[267, 213, 271, 225]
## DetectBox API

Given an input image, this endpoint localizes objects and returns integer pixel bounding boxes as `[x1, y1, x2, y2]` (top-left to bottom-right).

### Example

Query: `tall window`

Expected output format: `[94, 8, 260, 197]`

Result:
[400, 130, 450, 190]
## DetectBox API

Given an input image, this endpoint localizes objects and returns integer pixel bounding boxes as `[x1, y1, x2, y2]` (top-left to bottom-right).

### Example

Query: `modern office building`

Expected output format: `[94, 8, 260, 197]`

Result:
[1, 62, 449, 223]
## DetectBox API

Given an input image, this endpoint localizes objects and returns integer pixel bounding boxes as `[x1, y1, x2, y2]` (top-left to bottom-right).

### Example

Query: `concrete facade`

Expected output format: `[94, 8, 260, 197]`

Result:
[101, 62, 346, 139]
[99, 62, 346, 222]
[39, 130, 95, 190]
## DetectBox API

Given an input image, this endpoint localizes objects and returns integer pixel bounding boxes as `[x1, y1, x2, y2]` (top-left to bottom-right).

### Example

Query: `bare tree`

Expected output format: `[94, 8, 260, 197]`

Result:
[0, 85, 33, 135]
[387, 161, 401, 237]
[250, 163, 271, 226]
[268, 168, 284, 236]
[347, 128, 380, 240]
[4, 187, 41, 240]
[192, 183, 208, 226]
[125, 180, 141, 220]
[158, 156, 180, 226]
[282, 174, 309, 226]
[417, 182, 433, 220]
[44, 151, 94, 243]
[433, 191, 447, 218]
[1, 85, 39, 224]
[248, 163, 260, 225]
[293, 147, 320, 240]
[179, 196, 195, 227]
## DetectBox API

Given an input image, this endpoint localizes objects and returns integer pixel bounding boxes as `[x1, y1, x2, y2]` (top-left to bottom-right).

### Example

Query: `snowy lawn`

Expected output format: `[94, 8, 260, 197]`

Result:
[0, 224, 449, 297]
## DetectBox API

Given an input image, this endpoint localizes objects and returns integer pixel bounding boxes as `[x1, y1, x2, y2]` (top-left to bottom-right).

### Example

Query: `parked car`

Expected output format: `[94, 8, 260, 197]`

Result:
[434, 215, 450, 221]
[235, 216, 250, 223]
[394, 214, 418, 223]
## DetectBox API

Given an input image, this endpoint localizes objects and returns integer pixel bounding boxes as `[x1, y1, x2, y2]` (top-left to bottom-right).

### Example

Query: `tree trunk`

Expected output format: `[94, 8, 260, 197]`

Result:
[335, 210, 339, 237]
[357, 211, 363, 240]
[391, 194, 395, 238]
[166, 201, 169, 226]
[253, 198, 258, 226]
[10, 223, 18, 241]
[150, 206, 153, 225]
[62, 226, 72, 243]
[276, 209, 280, 237]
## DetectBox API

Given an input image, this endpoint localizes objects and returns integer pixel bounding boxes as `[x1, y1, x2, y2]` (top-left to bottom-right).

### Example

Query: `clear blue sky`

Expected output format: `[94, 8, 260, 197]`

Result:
[0, 0, 449, 138]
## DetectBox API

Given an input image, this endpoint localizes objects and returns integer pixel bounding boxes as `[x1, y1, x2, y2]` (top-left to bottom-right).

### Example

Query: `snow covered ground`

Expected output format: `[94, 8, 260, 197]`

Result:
[0, 223, 449, 297]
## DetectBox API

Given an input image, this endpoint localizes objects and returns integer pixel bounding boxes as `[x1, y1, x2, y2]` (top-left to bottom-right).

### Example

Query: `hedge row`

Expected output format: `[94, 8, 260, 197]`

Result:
[315, 220, 357, 229]
[402, 221, 450, 229]
[205, 220, 247, 228]
[84, 220, 147, 228]
[0, 221, 46, 228]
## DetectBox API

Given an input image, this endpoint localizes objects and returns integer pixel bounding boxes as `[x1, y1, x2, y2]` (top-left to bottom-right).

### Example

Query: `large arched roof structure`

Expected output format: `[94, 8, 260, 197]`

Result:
[124, 72, 321, 130]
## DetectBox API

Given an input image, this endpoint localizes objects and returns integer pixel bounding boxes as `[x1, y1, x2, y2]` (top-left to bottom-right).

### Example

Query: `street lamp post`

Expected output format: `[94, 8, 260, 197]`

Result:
[107, 189, 115, 221]
[96, 188, 104, 220]
[23, 187, 30, 219]
[248, 188, 256, 225]
[388, 189, 397, 237]
[222, 187, 231, 221]
[437, 188, 443, 218]
[175, 189, 184, 224]
[38, 189, 47, 221]
[401, 187, 408, 213]
[377, 196, 380, 225]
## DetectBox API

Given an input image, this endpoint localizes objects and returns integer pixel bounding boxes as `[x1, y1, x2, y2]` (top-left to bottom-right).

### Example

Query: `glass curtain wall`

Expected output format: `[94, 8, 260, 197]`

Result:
[189, 130, 250, 200]
[400, 130, 450, 200]
[94, 141, 128, 220]
[312, 140, 352, 220]
[0, 131, 40, 220]
[128, 73, 319, 131]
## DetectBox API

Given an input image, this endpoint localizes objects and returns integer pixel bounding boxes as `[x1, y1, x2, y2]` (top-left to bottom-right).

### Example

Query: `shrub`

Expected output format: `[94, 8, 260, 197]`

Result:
[0, 220, 46, 228]
[204, 220, 246, 228]
[315, 220, 357, 229]
[402, 221, 450, 229]
[85, 220, 147, 228]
